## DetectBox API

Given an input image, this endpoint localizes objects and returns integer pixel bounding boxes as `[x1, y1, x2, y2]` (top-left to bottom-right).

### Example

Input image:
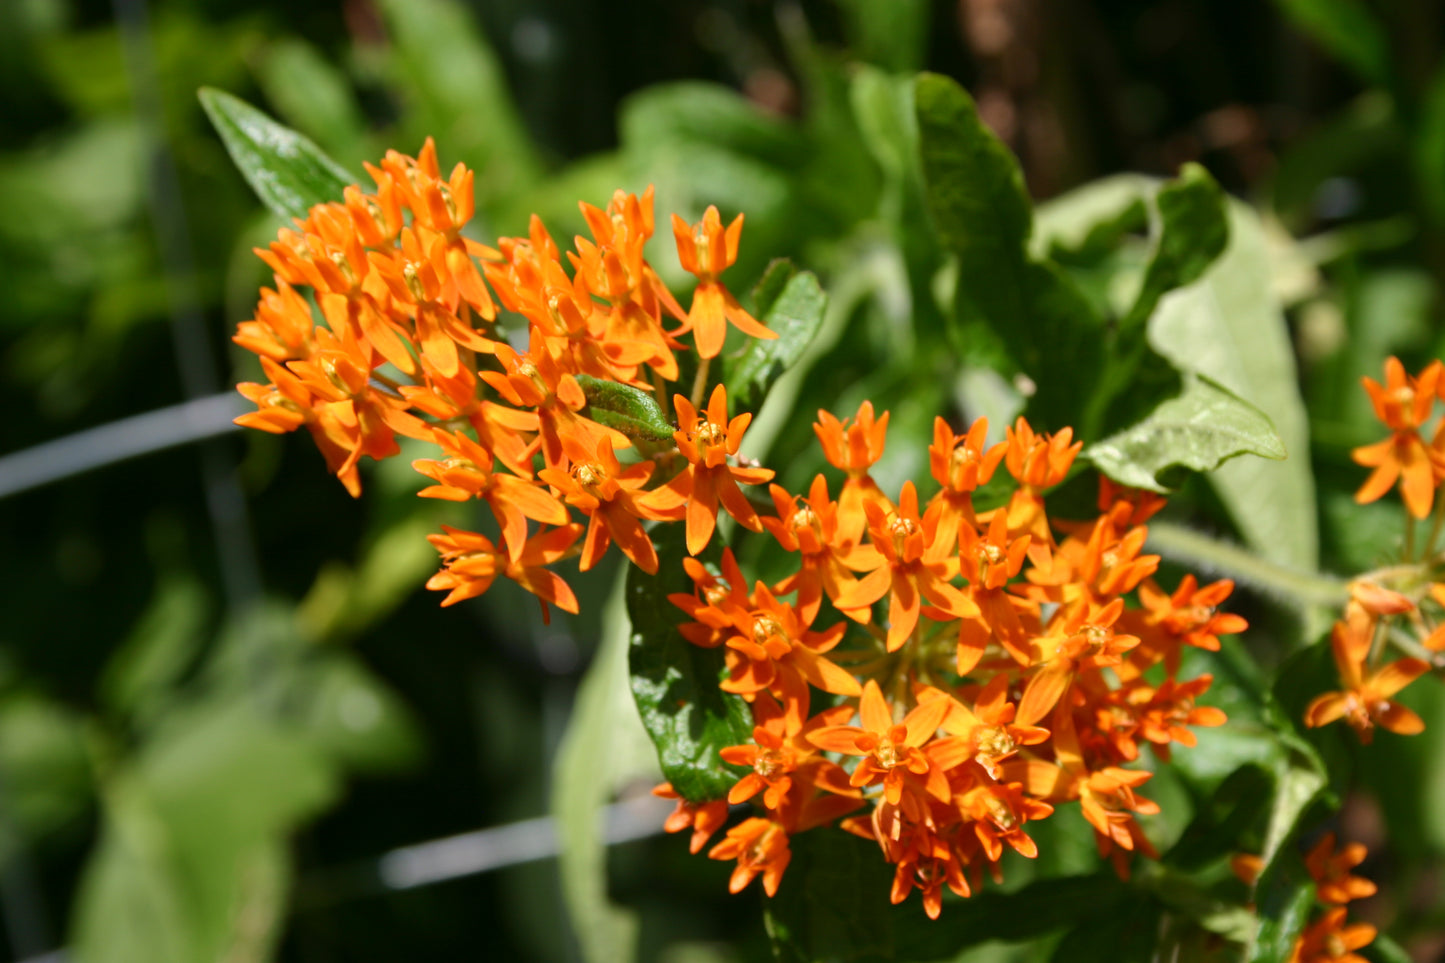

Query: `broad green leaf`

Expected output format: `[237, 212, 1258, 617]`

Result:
[553, 577, 645, 963]
[1272, 0, 1391, 86]
[1247, 869, 1315, 963]
[915, 72, 1103, 430]
[766, 830, 1124, 963]
[628, 525, 752, 801]
[198, 87, 356, 223]
[1121, 163, 1229, 331]
[99, 575, 207, 719]
[725, 263, 829, 414]
[375, 0, 539, 212]
[295, 656, 423, 775]
[575, 375, 677, 443]
[1150, 201, 1319, 572]
[73, 698, 340, 963]
[1084, 374, 1285, 493]
[0, 692, 91, 856]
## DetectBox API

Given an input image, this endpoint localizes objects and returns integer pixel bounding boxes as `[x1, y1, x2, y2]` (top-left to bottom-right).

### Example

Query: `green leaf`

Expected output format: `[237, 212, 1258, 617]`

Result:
[915, 72, 1103, 430]
[198, 87, 356, 223]
[1247, 868, 1315, 963]
[0, 692, 91, 856]
[72, 698, 341, 963]
[766, 831, 1125, 963]
[1121, 163, 1229, 331]
[1032, 173, 1153, 259]
[725, 263, 829, 415]
[1150, 201, 1319, 572]
[1084, 374, 1286, 492]
[100, 575, 207, 720]
[1272, 0, 1391, 86]
[552, 577, 646, 963]
[628, 525, 752, 802]
[575, 375, 677, 443]
[835, 0, 930, 72]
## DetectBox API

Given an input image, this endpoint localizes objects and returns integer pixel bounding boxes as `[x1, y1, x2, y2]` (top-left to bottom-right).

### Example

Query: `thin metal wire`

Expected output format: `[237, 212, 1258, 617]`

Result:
[298, 795, 673, 908]
[0, 394, 244, 500]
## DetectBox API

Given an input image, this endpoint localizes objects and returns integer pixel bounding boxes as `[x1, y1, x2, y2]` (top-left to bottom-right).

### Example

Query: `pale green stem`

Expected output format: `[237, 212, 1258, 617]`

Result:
[689, 356, 712, 411]
[1144, 522, 1349, 610]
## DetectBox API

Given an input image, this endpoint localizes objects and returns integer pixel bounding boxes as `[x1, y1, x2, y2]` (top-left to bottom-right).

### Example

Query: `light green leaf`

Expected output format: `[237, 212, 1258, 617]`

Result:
[835, 0, 930, 71]
[1272, 0, 1391, 86]
[552, 576, 650, 963]
[1150, 201, 1319, 571]
[199, 86, 356, 222]
[725, 263, 829, 415]
[1084, 374, 1285, 493]
[628, 525, 751, 802]
[0, 692, 91, 855]
[1032, 173, 1153, 257]
[575, 375, 677, 443]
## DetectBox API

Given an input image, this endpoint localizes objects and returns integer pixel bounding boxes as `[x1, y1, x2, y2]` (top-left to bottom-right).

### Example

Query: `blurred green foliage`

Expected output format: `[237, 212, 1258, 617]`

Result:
[5, 0, 1445, 961]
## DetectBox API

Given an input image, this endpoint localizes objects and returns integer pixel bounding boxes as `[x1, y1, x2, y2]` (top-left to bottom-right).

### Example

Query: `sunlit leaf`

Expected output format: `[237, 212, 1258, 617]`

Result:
[576, 375, 677, 444]
[1084, 374, 1285, 493]
[725, 262, 829, 415]
[199, 86, 355, 222]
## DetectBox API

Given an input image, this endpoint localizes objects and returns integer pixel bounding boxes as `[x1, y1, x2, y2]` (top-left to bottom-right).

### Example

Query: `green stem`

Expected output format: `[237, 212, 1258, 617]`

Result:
[690, 356, 712, 411]
[1145, 522, 1349, 610]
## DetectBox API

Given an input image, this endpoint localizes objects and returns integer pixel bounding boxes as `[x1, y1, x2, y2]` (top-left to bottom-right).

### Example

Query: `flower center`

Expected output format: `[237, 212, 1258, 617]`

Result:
[696, 420, 725, 447]
[573, 463, 604, 489]
[752, 615, 785, 647]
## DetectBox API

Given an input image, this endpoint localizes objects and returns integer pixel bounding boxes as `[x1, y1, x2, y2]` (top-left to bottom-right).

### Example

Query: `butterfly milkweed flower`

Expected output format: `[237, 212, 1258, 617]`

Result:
[672, 206, 777, 358]
[1352, 357, 1445, 518]
[1305, 613, 1429, 744]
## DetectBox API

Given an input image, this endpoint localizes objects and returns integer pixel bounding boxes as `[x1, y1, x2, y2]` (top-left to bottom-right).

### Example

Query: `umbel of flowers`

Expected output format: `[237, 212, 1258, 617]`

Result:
[232, 140, 1244, 918]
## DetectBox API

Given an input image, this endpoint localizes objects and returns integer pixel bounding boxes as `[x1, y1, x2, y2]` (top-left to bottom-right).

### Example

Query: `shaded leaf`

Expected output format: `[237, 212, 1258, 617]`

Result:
[99, 575, 207, 720]
[767, 830, 1124, 963]
[552, 578, 645, 963]
[575, 375, 677, 443]
[198, 87, 355, 222]
[1121, 163, 1229, 331]
[915, 72, 1103, 430]
[1272, 0, 1391, 86]
[629, 525, 752, 802]
[725, 263, 829, 415]
[1084, 374, 1286, 493]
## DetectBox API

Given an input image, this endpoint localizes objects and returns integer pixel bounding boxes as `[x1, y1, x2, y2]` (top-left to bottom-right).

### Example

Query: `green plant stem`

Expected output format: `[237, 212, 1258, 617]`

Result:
[1426, 497, 1445, 558]
[1406, 510, 1418, 562]
[690, 356, 711, 411]
[1145, 522, 1349, 610]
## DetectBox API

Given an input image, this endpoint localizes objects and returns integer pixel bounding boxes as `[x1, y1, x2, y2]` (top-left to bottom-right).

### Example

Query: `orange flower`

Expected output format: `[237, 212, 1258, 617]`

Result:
[537, 434, 662, 574]
[653, 783, 729, 854]
[833, 482, 977, 652]
[1353, 357, 1445, 518]
[955, 511, 1033, 671]
[1305, 833, 1377, 906]
[1018, 598, 1139, 726]
[644, 385, 775, 555]
[425, 524, 581, 620]
[719, 692, 855, 810]
[1126, 674, 1227, 761]
[412, 428, 569, 560]
[933, 675, 1050, 780]
[762, 476, 868, 622]
[928, 416, 1006, 533]
[1305, 616, 1430, 743]
[807, 680, 952, 808]
[814, 401, 891, 543]
[1287, 907, 1376, 963]
[670, 549, 753, 649]
[708, 817, 791, 896]
[672, 206, 777, 358]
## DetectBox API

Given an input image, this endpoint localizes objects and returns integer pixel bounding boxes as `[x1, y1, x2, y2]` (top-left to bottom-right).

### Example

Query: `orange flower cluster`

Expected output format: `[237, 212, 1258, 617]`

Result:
[1352, 356, 1445, 519]
[1287, 833, 1377, 963]
[660, 406, 1238, 915]
[232, 140, 776, 617]
[232, 141, 1244, 919]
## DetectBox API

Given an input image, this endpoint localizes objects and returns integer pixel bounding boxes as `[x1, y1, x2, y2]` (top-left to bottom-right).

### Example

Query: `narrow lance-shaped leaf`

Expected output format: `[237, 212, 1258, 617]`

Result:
[724, 260, 829, 415]
[199, 87, 356, 222]
[628, 524, 752, 802]
[574, 375, 676, 443]
[1084, 374, 1286, 493]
